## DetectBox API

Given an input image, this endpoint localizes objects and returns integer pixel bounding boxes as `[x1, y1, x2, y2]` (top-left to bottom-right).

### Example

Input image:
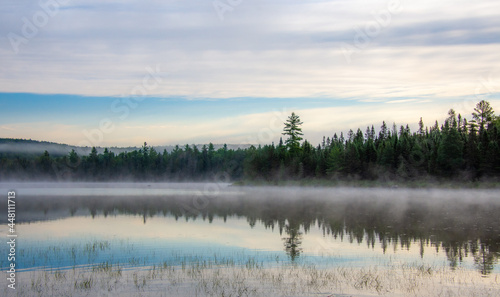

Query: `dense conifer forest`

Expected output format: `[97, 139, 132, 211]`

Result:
[1, 100, 499, 183]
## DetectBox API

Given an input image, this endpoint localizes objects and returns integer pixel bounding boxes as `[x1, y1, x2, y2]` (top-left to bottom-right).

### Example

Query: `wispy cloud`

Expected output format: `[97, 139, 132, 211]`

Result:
[1, 0, 499, 99]
[1, 0, 499, 145]
[4, 96, 496, 147]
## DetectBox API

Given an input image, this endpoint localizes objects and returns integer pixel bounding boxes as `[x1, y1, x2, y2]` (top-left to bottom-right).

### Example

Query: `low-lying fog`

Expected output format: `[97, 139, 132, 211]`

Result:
[1, 182, 499, 223]
[1, 182, 499, 276]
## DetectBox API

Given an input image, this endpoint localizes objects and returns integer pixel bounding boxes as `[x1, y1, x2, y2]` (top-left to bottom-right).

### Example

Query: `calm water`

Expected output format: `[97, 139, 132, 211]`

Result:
[1, 183, 499, 276]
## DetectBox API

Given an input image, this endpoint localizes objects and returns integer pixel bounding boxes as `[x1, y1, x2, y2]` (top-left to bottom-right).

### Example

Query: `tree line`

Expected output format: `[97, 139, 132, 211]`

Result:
[1, 100, 499, 182]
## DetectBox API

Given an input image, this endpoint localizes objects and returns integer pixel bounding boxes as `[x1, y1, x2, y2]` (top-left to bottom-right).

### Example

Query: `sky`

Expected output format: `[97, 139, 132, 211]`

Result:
[0, 0, 499, 147]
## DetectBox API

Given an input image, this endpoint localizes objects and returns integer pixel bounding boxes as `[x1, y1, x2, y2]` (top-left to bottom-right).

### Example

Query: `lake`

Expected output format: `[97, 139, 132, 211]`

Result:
[1, 182, 499, 296]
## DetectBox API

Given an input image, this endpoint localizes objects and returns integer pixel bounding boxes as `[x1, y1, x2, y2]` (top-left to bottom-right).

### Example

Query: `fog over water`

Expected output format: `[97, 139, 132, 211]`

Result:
[1, 183, 499, 275]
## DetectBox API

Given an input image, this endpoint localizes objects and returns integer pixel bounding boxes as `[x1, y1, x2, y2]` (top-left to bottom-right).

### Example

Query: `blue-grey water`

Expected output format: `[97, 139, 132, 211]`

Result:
[1, 183, 499, 275]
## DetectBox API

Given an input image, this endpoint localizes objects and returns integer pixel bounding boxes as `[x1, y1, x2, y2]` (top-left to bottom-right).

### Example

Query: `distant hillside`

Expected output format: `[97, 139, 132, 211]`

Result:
[0, 138, 251, 157]
[0, 138, 133, 157]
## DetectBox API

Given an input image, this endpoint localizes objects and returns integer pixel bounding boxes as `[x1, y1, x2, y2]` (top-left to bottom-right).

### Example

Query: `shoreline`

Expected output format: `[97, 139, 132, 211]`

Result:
[1, 179, 500, 190]
[232, 179, 500, 189]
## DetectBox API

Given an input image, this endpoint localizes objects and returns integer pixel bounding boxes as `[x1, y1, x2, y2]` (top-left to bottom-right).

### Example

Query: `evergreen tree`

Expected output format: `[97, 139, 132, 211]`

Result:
[437, 120, 463, 175]
[379, 121, 388, 140]
[1, 100, 499, 182]
[472, 100, 494, 129]
[418, 117, 425, 136]
[282, 112, 304, 155]
[68, 149, 79, 167]
[38, 150, 52, 174]
[326, 143, 344, 176]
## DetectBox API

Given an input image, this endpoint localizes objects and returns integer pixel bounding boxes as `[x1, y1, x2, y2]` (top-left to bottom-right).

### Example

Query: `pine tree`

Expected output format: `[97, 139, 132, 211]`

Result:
[379, 121, 388, 140]
[418, 117, 424, 136]
[282, 112, 304, 155]
[68, 149, 79, 167]
[365, 126, 371, 141]
[437, 120, 463, 175]
[39, 150, 52, 174]
[326, 145, 344, 175]
[472, 100, 494, 129]
[446, 109, 457, 128]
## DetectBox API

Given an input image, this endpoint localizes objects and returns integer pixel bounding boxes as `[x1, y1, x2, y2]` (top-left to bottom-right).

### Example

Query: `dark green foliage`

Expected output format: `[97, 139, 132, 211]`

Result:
[437, 122, 463, 176]
[1, 102, 499, 182]
[472, 100, 495, 129]
[282, 112, 303, 156]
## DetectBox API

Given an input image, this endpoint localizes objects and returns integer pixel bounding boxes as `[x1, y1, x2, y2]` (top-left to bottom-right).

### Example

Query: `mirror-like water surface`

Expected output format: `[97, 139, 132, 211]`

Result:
[1, 183, 499, 273]
[1, 183, 499, 296]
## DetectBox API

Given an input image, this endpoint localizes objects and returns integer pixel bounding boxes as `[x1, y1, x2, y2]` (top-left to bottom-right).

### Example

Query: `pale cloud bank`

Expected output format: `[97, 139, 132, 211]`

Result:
[3, 98, 497, 147]
[1, 0, 499, 99]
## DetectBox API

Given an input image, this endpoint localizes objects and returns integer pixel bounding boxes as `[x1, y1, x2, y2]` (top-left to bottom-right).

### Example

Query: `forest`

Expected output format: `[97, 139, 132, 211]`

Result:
[1, 100, 499, 183]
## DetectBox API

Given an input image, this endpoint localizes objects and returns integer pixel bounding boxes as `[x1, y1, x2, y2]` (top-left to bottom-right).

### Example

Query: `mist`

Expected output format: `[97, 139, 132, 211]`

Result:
[2, 183, 499, 251]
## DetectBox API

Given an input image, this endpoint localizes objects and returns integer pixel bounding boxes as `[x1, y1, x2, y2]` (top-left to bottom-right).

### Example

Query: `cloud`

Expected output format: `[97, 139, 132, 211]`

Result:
[1, 0, 499, 99]
[1, 0, 500, 145]
[0, 122, 85, 143]
[1, 44, 499, 100]
[2, 95, 499, 147]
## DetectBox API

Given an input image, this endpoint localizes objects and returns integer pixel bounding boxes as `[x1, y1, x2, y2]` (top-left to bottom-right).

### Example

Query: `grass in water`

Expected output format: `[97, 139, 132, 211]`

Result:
[5, 257, 500, 297]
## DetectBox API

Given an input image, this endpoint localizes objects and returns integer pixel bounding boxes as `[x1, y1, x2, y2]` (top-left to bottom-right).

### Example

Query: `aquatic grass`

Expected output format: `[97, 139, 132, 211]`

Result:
[54, 270, 66, 281]
[91, 261, 122, 278]
[74, 277, 93, 290]
[84, 240, 110, 253]
[6, 258, 500, 297]
[6, 224, 500, 296]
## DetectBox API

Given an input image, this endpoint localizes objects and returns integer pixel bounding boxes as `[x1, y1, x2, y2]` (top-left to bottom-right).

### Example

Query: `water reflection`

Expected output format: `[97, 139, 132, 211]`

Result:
[283, 222, 302, 261]
[1, 184, 499, 274]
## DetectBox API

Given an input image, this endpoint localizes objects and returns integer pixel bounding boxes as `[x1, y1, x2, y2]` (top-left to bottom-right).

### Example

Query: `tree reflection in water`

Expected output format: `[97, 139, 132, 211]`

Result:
[282, 221, 303, 261]
[6, 186, 500, 274]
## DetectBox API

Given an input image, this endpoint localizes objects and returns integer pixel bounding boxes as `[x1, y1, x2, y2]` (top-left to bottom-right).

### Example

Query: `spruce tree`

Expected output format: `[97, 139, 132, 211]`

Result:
[472, 100, 494, 129]
[282, 112, 304, 155]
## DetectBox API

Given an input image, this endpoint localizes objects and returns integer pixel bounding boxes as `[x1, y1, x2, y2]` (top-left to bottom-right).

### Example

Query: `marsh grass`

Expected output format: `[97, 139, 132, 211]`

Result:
[74, 277, 93, 290]
[84, 240, 111, 253]
[3, 238, 499, 296]
[4, 255, 499, 297]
